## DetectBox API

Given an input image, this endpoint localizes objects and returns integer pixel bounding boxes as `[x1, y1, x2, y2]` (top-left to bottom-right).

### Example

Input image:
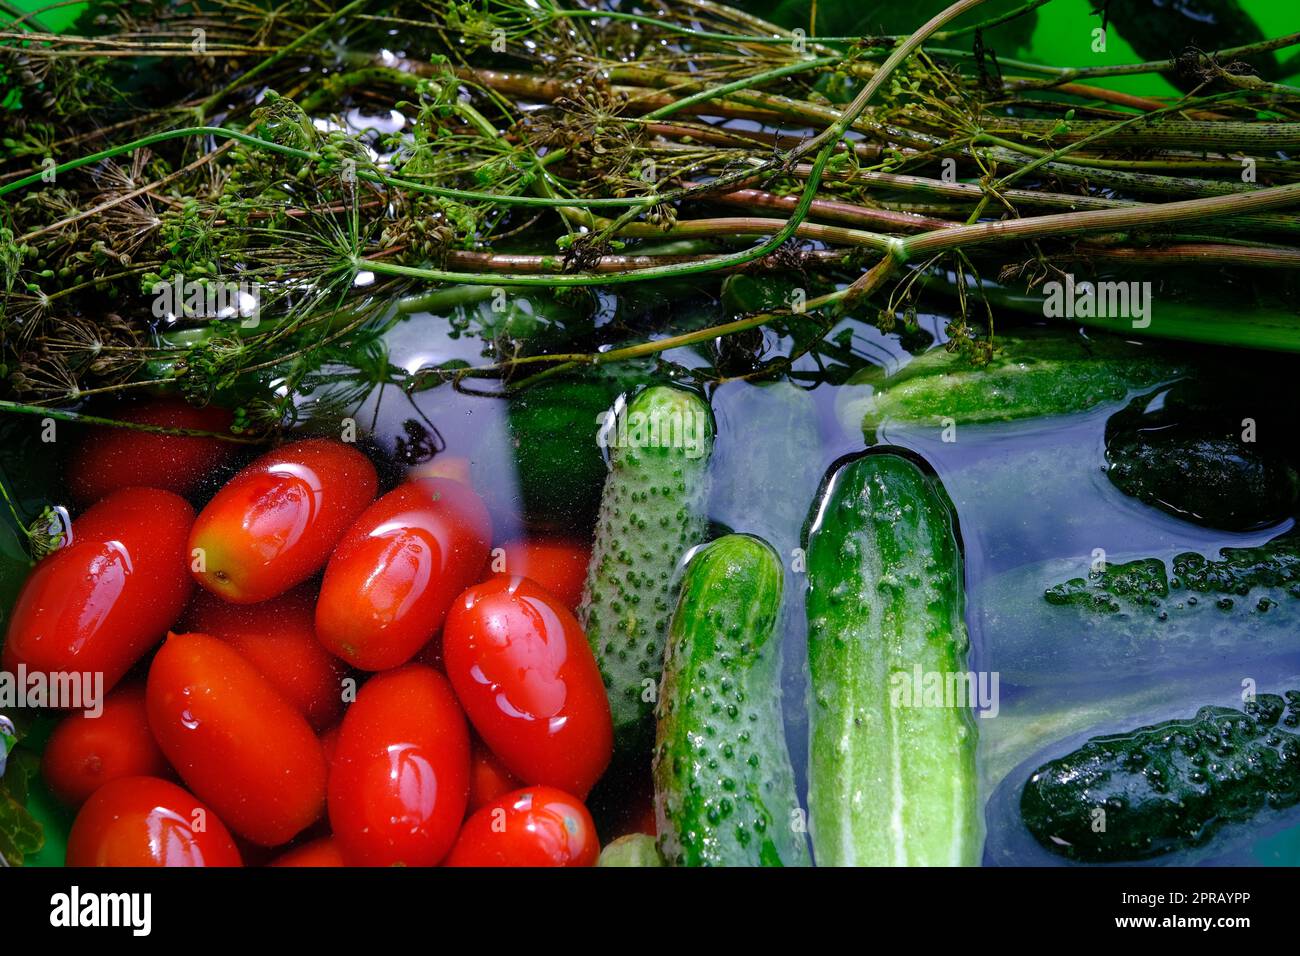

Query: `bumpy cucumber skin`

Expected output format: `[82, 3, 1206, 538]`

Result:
[653, 534, 809, 867]
[1105, 432, 1299, 531]
[1022, 693, 1300, 862]
[839, 330, 1189, 436]
[976, 539, 1300, 686]
[579, 385, 714, 756]
[806, 453, 979, 866]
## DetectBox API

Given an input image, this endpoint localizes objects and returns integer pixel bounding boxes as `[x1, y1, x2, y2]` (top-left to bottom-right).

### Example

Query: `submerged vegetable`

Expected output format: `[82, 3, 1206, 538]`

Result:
[1022, 692, 1300, 862]
[506, 377, 625, 530]
[976, 538, 1300, 686]
[1104, 388, 1299, 531]
[653, 534, 809, 867]
[598, 833, 665, 867]
[838, 329, 1190, 439]
[188, 438, 377, 604]
[806, 453, 980, 866]
[2, 487, 195, 696]
[578, 385, 714, 757]
[315, 477, 492, 670]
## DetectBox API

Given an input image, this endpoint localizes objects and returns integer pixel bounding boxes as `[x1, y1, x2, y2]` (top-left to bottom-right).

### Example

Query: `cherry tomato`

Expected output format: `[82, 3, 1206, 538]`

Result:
[490, 536, 591, 610]
[316, 478, 491, 671]
[442, 787, 598, 867]
[328, 665, 469, 866]
[184, 587, 346, 729]
[442, 576, 612, 797]
[42, 683, 169, 807]
[188, 439, 377, 604]
[66, 399, 236, 506]
[269, 836, 345, 867]
[2, 487, 195, 694]
[66, 776, 242, 867]
[147, 632, 327, 846]
[469, 737, 522, 812]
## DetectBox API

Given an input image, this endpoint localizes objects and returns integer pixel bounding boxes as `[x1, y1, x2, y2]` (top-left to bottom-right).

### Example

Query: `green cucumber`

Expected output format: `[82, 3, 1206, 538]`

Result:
[506, 377, 625, 530]
[578, 384, 714, 756]
[1021, 692, 1300, 862]
[836, 328, 1191, 439]
[805, 453, 980, 866]
[1103, 388, 1300, 531]
[653, 534, 809, 867]
[975, 538, 1300, 686]
[597, 833, 664, 867]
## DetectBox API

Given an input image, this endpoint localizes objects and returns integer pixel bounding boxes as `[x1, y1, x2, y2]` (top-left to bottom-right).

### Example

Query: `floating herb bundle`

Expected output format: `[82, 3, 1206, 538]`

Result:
[0, 0, 1297, 423]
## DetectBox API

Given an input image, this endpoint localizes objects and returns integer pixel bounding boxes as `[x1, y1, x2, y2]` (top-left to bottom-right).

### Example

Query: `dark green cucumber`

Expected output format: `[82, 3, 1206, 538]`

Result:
[975, 538, 1300, 686]
[653, 534, 809, 867]
[837, 328, 1190, 439]
[1103, 386, 1300, 531]
[578, 384, 714, 756]
[805, 453, 980, 866]
[1022, 692, 1300, 862]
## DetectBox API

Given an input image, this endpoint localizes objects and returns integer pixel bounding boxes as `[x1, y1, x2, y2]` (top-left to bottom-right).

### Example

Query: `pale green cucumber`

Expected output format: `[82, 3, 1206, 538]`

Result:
[578, 384, 714, 756]
[836, 328, 1191, 440]
[597, 833, 664, 867]
[653, 534, 809, 867]
[806, 453, 980, 866]
[973, 537, 1300, 686]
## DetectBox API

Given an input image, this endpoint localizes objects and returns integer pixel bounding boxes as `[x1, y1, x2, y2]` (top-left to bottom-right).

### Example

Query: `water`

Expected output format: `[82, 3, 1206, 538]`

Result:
[321, 293, 1300, 865]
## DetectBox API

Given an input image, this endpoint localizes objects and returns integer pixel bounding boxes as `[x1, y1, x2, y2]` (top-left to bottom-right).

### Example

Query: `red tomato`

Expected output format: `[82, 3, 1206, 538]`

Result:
[315, 478, 491, 671]
[491, 536, 591, 610]
[188, 439, 377, 604]
[184, 587, 346, 729]
[2, 487, 195, 694]
[269, 836, 345, 867]
[328, 665, 469, 866]
[442, 576, 612, 797]
[66, 399, 236, 506]
[66, 776, 242, 867]
[42, 683, 169, 807]
[442, 787, 598, 867]
[469, 737, 522, 812]
[147, 632, 327, 846]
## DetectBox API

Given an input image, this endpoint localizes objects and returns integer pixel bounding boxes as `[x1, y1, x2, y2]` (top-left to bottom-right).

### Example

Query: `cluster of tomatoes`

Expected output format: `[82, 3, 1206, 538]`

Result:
[3, 399, 624, 866]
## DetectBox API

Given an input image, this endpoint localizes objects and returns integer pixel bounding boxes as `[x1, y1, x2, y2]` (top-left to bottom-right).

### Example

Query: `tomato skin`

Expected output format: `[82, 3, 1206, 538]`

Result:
[66, 776, 242, 867]
[66, 399, 236, 506]
[184, 587, 346, 730]
[146, 632, 327, 846]
[442, 576, 612, 797]
[316, 478, 491, 671]
[492, 536, 591, 610]
[269, 836, 345, 867]
[328, 665, 470, 866]
[1, 487, 195, 694]
[42, 683, 169, 807]
[468, 738, 522, 812]
[442, 787, 598, 867]
[188, 439, 377, 604]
